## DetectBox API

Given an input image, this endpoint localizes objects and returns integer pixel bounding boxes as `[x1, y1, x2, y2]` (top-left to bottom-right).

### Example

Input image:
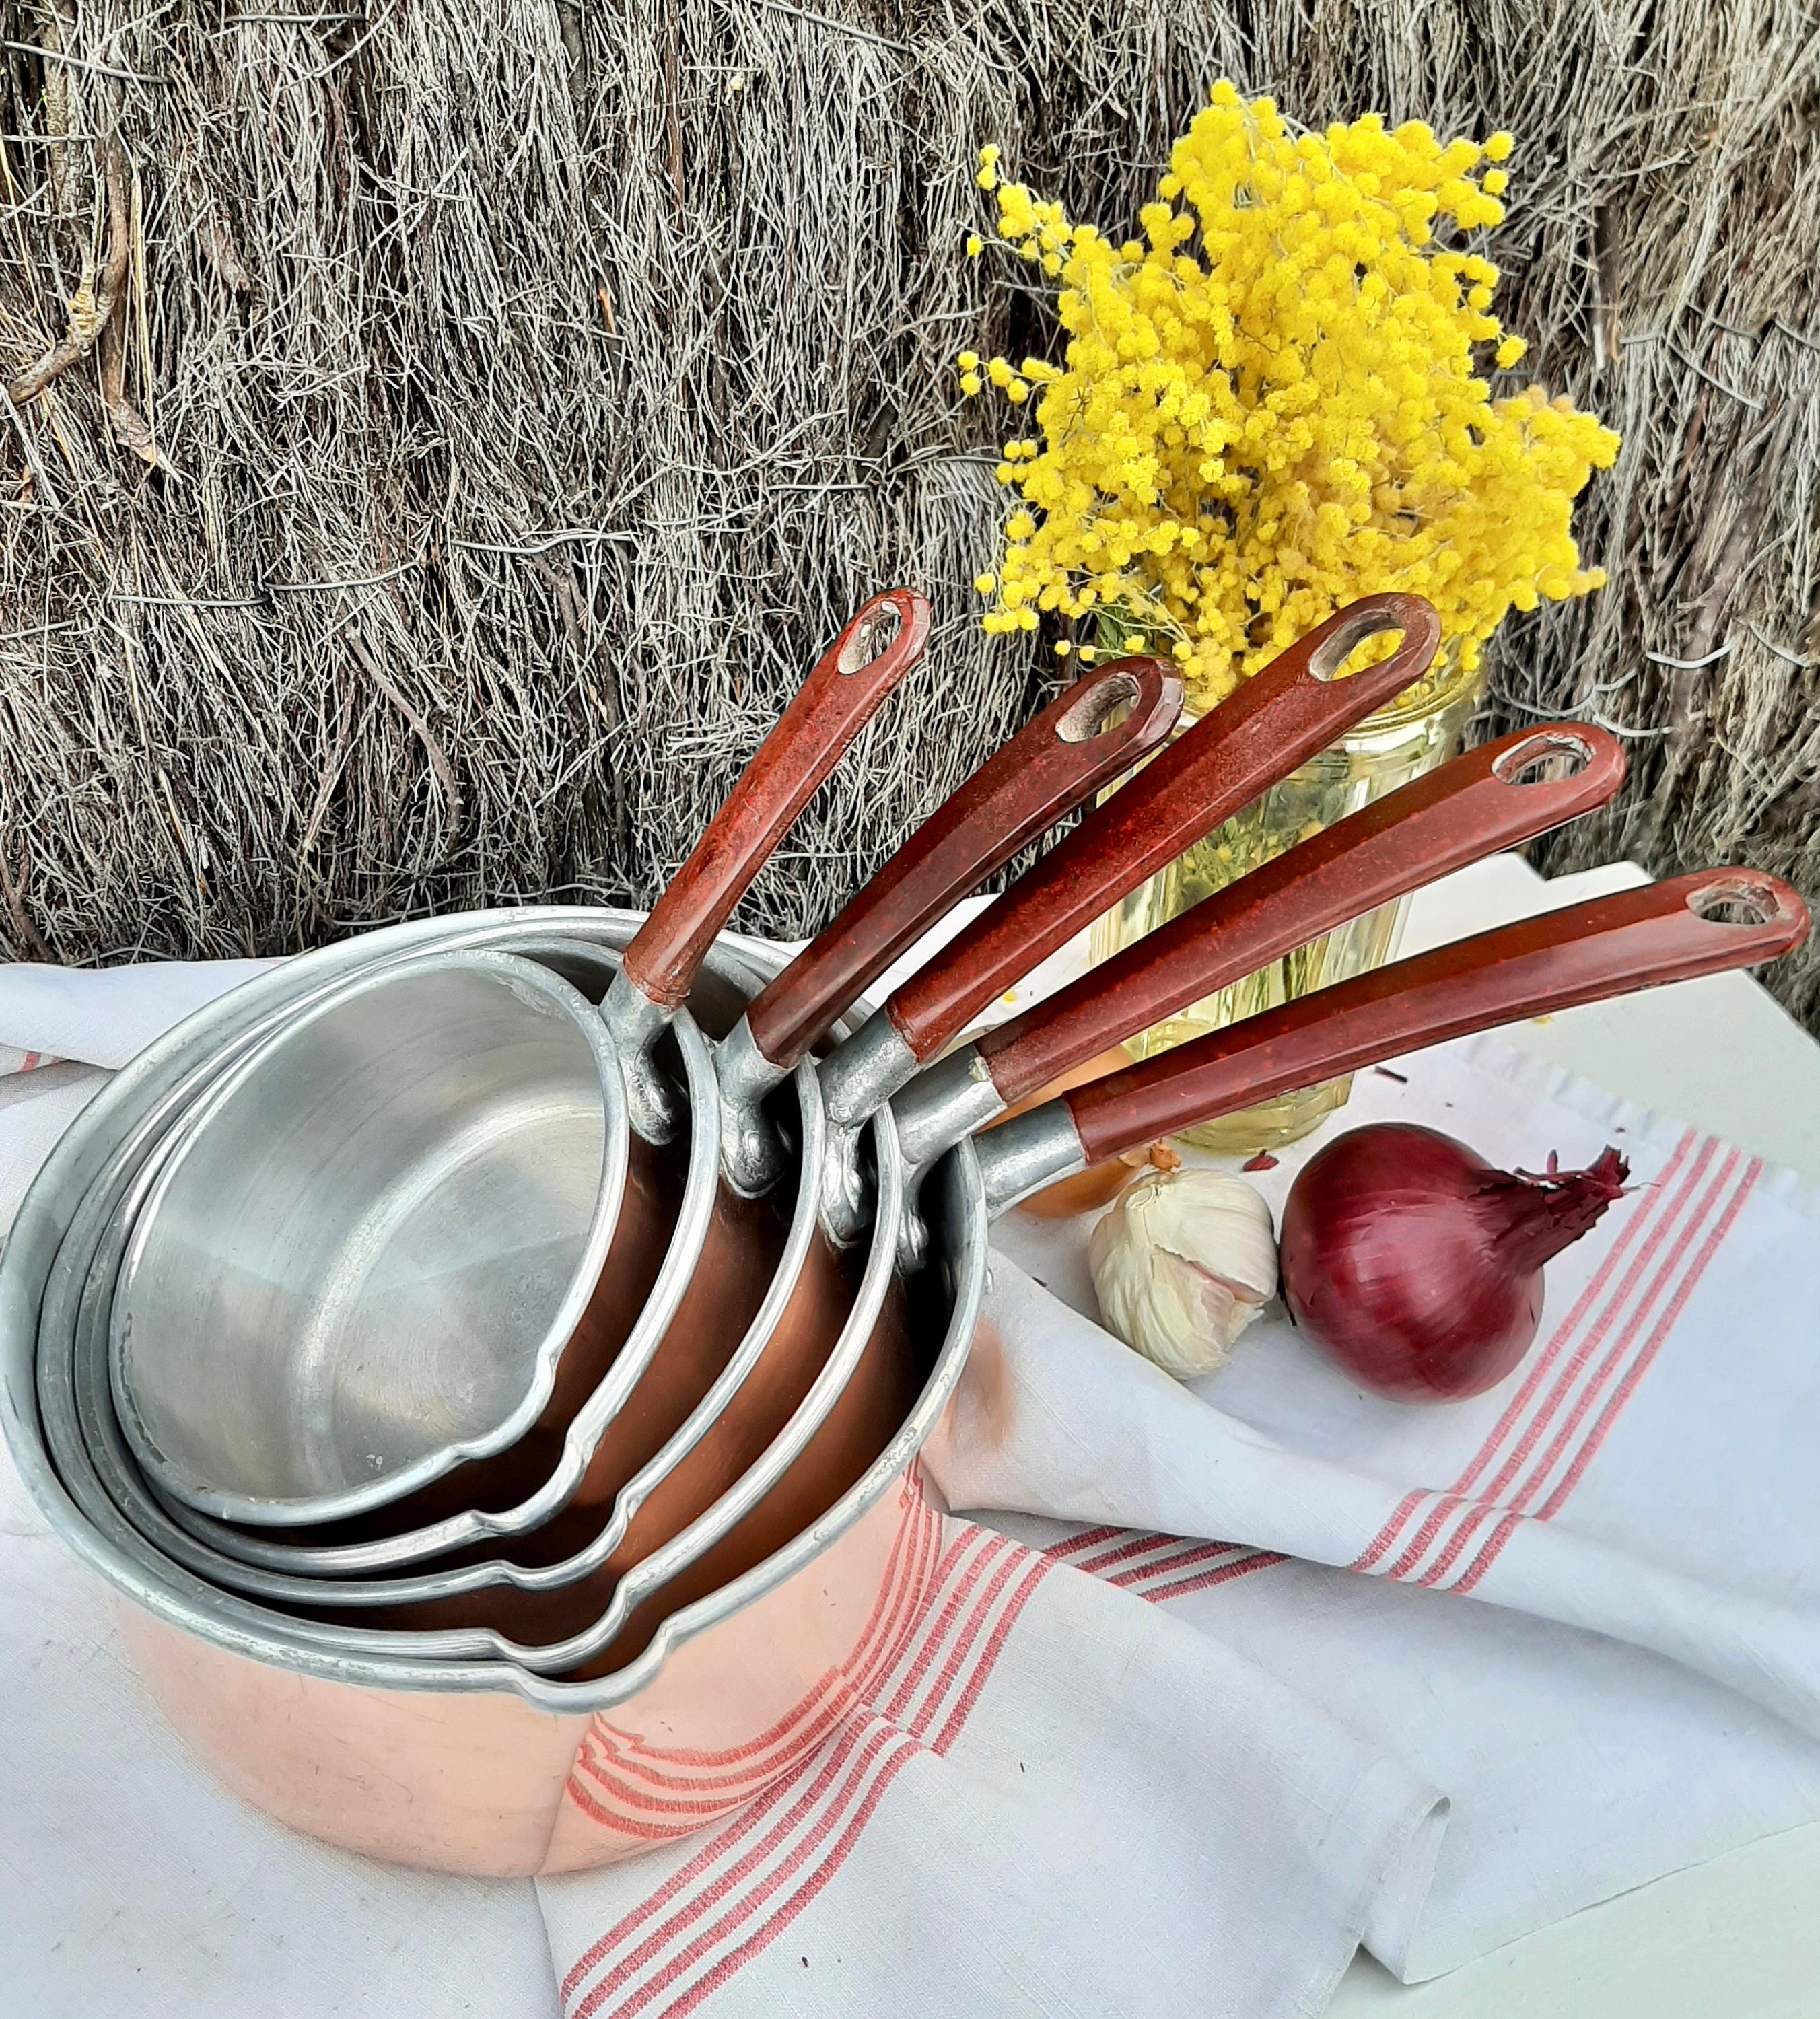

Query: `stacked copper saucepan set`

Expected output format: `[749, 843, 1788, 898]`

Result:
[1, 586, 1807, 1876]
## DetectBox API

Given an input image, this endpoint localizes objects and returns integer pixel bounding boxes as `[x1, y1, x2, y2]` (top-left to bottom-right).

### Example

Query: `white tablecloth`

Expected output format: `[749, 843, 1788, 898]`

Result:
[5, 856, 1819, 2018]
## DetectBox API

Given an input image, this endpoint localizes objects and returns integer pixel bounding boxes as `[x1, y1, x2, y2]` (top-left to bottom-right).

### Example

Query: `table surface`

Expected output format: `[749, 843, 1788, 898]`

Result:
[1325, 855, 1820, 2018]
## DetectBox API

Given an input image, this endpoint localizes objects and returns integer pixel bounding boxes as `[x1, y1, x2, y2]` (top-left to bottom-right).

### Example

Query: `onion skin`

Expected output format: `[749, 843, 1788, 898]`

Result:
[1280, 1123, 1628, 1403]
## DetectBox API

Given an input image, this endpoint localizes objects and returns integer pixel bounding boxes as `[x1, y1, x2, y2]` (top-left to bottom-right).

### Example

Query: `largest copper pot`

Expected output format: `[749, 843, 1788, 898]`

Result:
[1, 907, 985, 1876]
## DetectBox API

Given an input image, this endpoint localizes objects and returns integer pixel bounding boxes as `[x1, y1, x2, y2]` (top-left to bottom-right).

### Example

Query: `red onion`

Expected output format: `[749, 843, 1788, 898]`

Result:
[1279, 1123, 1629, 1402]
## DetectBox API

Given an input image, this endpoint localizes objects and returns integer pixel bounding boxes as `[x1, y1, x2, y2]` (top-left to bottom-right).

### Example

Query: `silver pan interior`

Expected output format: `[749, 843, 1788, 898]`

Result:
[40, 1048, 904, 1673]
[110, 951, 631, 1525]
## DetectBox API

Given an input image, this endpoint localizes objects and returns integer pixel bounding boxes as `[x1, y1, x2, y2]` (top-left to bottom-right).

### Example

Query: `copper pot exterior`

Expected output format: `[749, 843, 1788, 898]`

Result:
[118, 1468, 942, 1875]
[3, 908, 987, 1876]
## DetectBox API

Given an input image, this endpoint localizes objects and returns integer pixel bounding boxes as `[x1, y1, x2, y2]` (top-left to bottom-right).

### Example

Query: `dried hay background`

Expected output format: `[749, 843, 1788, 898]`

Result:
[3, 1, 1818, 1026]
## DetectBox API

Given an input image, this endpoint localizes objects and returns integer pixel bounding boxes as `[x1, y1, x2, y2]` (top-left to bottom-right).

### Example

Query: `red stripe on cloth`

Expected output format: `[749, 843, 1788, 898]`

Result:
[1350, 1491, 1428, 1574]
[1400, 1145, 1729, 1590]
[570, 1489, 946, 1829]
[558, 1728, 867, 2003]
[1072, 1530, 1191, 1578]
[886, 1542, 1027, 1747]
[637, 1563, 1060, 2019]
[1450, 1512, 1523, 1594]
[564, 1528, 1052, 2019]
[1102, 1537, 1252, 1590]
[1451, 1155, 1757, 1592]
[1142, 1551, 1286, 1606]
[1412, 1499, 1498, 1589]
[1484, 1151, 1738, 1524]
[557, 1495, 941, 2001]
[878, 1531, 1012, 1725]
[646, 1744, 925, 2019]
[647, 1557, 1055, 2019]
[571, 1724, 913, 2019]
[929, 1553, 1051, 1755]
[18, 1051, 39, 1073]
[1380, 1494, 1475, 1584]
[1040, 1524, 1125, 1560]
[1448, 1129, 1700, 1501]
[1535, 1157, 1758, 1522]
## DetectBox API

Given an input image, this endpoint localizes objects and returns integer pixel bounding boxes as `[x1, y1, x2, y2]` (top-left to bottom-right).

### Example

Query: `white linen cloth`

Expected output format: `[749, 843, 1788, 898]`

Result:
[539, 1503, 1443, 2019]
[4, 911, 1820, 2012]
[931, 1032, 1820, 1979]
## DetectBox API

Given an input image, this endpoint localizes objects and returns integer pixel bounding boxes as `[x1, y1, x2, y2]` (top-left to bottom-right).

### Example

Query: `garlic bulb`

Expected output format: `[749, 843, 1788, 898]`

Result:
[1088, 1168, 1278, 1378]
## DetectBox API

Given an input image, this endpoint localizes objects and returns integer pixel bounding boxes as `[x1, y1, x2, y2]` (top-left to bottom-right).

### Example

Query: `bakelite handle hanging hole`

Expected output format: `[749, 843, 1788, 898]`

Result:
[1493, 730, 1595, 787]
[1687, 878, 1776, 927]
[1306, 611, 1404, 682]
[837, 598, 903, 674]
[1057, 669, 1142, 742]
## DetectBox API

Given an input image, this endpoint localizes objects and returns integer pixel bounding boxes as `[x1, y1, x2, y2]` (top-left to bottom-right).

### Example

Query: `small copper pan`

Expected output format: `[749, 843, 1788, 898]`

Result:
[146, 591, 930, 1571]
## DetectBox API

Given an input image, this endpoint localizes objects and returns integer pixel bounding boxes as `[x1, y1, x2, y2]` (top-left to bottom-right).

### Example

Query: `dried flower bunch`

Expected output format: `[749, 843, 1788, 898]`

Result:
[961, 82, 1620, 711]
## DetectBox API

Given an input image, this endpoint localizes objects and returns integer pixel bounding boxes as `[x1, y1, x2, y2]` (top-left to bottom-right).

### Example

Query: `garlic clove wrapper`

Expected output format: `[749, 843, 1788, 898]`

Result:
[1087, 1168, 1278, 1378]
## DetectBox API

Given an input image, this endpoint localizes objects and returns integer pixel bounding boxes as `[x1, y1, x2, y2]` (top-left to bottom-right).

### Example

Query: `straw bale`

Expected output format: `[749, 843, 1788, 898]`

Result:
[3, 0, 1817, 1028]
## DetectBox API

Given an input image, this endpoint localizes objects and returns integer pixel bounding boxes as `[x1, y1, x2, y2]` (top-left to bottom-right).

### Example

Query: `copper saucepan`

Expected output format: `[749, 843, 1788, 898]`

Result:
[118, 590, 930, 1551]
[5, 915, 962, 1876]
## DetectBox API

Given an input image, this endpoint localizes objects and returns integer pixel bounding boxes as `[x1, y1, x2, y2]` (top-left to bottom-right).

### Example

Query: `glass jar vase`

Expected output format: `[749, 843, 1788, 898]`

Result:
[1088, 634, 1482, 1154]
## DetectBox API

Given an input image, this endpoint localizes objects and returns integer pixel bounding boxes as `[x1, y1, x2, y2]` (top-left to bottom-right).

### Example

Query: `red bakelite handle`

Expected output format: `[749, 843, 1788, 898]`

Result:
[621, 588, 930, 1010]
[742, 658, 1183, 1068]
[977, 721, 1628, 1104]
[1065, 869, 1810, 1166]
[880, 593, 1442, 1062]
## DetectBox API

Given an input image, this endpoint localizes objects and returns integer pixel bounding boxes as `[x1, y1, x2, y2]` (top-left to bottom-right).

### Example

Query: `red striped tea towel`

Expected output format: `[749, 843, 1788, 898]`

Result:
[984, 1512, 1820, 1981]
[938, 1032, 1820, 1744]
[538, 1508, 1443, 2019]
